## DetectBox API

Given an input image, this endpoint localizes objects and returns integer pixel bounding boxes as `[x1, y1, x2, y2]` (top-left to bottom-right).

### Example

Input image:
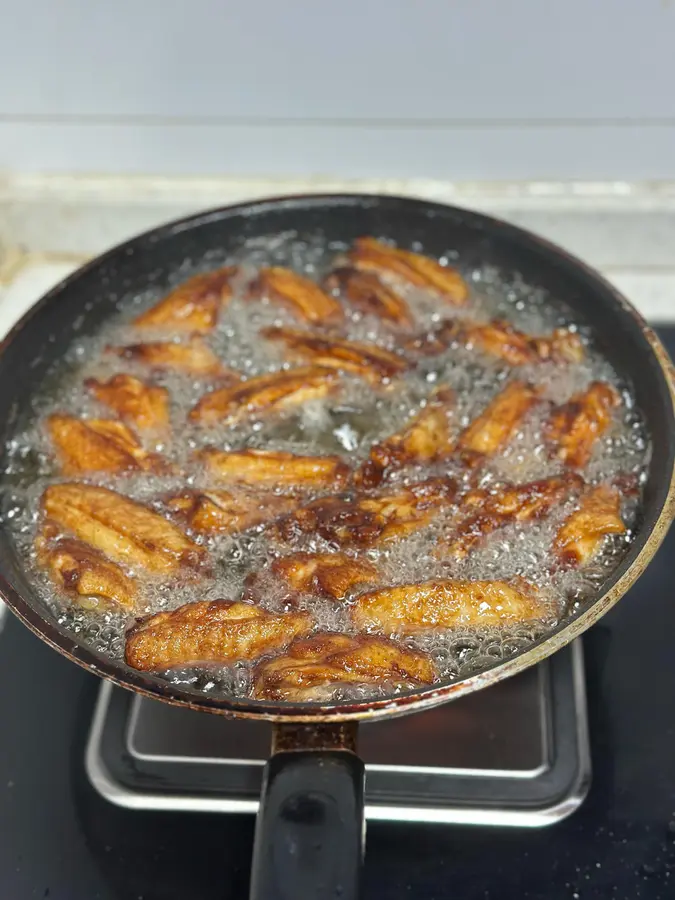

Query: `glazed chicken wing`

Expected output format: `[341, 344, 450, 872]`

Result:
[47, 415, 168, 476]
[133, 266, 238, 333]
[261, 326, 410, 386]
[456, 381, 540, 465]
[322, 267, 414, 329]
[253, 632, 436, 701]
[352, 578, 550, 633]
[198, 447, 349, 490]
[356, 386, 454, 488]
[247, 267, 344, 325]
[245, 552, 380, 603]
[85, 374, 170, 433]
[444, 473, 584, 559]
[125, 600, 313, 672]
[546, 381, 620, 468]
[111, 336, 229, 377]
[190, 365, 339, 426]
[348, 237, 468, 305]
[42, 484, 205, 575]
[552, 484, 625, 566]
[275, 477, 457, 548]
[166, 488, 299, 535]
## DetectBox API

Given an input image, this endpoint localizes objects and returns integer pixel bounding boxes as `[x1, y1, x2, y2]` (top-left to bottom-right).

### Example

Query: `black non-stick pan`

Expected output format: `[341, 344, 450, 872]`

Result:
[0, 195, 674, 900]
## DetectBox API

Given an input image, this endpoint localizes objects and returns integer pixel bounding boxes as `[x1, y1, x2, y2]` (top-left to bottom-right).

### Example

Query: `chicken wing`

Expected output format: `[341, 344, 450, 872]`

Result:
[275, 477, 457, 548]
[323, 267, 414, 329]
[552, 484, 625, 566]
[85, 374, 170, 433]
[190, 365, 339, 426]
[253, 632, 436, 701]
[42, 484, 205, 575]
[111, 337, 229, 377]
[347, 237, 468, 305]
[443, 473, 584, 559]
[36, 528, 137, 610]
[546, 381, 620, 468]
[403, 319, 584, 366]
[47, 415, 168, 475]
[133, 266, 238, 333]
[125, 600, 313, 672]
[247, 267, 344, 325]
[456, 381, 540, 465]
[260, 326, 410, 386]
[166, 488, 299, 535]
[198, 447, 350, 490]
[356, 386, 454, 488]
[352, 578, 549, 633]
[245, 552, 380, 603]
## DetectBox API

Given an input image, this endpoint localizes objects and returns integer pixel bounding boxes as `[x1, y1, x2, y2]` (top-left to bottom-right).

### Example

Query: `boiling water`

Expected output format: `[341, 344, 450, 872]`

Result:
[0, 233, 650, 702]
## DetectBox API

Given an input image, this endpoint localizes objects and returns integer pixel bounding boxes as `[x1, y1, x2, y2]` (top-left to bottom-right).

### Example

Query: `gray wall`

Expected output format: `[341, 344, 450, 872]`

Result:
[1, 0, 675, 178]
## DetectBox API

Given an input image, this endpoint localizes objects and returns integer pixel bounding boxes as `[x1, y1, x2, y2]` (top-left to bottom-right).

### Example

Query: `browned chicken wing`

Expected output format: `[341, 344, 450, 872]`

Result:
[261, 326, 410, 386]
[323, 267, 414, 329]
[125, 600, 313, 672]
[247, 267, 344, 325]
[198, 447, 350, 490]
[36, 528, 137, 610]
[552, 484, 625, 566]
[245, 552, 380, 603]
[352, 578, 550, 633]
[47, 415, 168, 475]
[274, 477, 457, 548]
[456, 381, 540, 465]
[167, 488, 299, 535]
[356, 386, 454, 488]
[253, 632, 436, 701]
[444, 473, 584, 559]
[190, 365, 339, 426]
[546, 381, 620, 468]
[42, 484, 205, 575]
[111, 337, 229, 377]
[404, 318, 584, 366]
[133, 266, 238, 333]
[348, 237, 468, 305]
[85, 374, 170, 433]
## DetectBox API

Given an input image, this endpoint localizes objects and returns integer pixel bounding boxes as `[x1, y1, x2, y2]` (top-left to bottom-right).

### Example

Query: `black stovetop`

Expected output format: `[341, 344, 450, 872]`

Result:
[2, 330, 675, 900]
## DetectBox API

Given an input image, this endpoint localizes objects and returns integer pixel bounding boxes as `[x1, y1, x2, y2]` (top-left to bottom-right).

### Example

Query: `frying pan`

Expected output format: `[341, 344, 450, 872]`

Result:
[1, 194, 674, 900]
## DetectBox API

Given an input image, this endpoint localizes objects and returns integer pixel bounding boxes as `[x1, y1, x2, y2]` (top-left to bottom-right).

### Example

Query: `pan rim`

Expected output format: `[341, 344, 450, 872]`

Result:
[1, 191, 674, 723]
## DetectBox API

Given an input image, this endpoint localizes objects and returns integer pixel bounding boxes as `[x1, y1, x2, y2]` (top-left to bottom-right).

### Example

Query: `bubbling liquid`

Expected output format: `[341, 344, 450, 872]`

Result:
[0, 233, 650, 703]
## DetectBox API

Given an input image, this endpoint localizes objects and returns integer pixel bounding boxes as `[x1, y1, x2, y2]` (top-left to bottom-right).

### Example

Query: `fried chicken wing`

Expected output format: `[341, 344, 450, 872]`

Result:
[111, 337, 229, 377]
[261, 326, 410, 386]
[356, 386, 454, 488]
[323, 267, 414, 329]
[246, 552, 380, 603]
[253, 632, 436, 701]
[85, 374, 170, 433]
[546, 381, 620, 468]
[125, 600, 313, 672]
[247, 267, 344, 325]
[444, 473, 584, 559]
[190, 365, 339, 426]
[348, 237, 468, 305]
[352, 578, 549, 633]
[198, 447, 349, 490]
[42, 484, 205, 575]
[456, 381, 540, 465]
[404, 319, 584, 366]
[275, 477, 457, 548]
[167, 488, 299, 535]
[133, 266, 238, 333]
[552, 484, 625, 566]
[36, 530, 137, 610]
[47, 415, 168, 475]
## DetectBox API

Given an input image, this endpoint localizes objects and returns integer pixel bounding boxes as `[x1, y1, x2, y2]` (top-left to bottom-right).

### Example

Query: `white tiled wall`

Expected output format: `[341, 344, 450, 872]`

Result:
[1, 0, 675, 177]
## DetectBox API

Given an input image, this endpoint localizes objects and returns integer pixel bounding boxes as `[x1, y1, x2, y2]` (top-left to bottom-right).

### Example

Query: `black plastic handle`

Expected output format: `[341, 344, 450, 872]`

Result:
[249, 745, 366, 900]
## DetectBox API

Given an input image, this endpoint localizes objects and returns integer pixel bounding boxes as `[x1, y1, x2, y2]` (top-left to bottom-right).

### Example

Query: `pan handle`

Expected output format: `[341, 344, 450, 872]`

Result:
[249, 722, 365, 900]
